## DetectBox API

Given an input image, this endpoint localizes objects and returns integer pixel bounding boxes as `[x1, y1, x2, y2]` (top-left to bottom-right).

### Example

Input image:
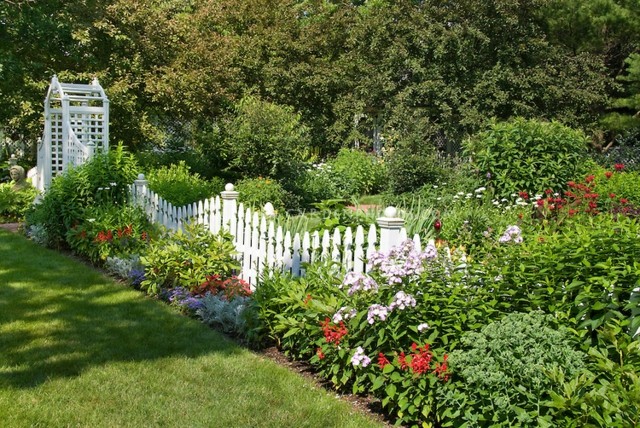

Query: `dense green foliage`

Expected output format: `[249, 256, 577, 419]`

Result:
[26, 145, 139, 246]
[465, 118, 590, 198]
[446, 312, 586, 426]
[146, 161, 223, 207]
[235, 177, 291, 212]
[0, 182, 37, 221]
[140, 223, 239, 295]
[3, 0, 638, 170]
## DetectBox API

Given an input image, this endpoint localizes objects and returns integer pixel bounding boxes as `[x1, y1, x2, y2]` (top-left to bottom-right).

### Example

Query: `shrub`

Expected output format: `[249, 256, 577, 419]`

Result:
[442, 312, 586, 427]
[235, 177, 289, 212]
[146, 161, 224, 207]
[465, 118, 589, 199]
[327, 148, 387, 197]
[385, 145, 445, 195]
[294, 164, 342, 207]
[26, 144, 139, 246]
[225, 96, 309, 183]
[0, 182, 37, 221]
[65, 204, 156, 263]
[140, 222, 238, 295]
[486, 214, 640, 341]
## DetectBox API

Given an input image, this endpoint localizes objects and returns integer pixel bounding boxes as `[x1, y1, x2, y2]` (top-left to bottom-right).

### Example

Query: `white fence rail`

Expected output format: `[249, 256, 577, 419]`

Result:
[130, 175, 422, 288]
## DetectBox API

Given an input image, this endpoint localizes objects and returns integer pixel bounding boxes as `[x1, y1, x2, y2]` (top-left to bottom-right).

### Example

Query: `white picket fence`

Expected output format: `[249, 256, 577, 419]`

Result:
[129, 174, 423, 287]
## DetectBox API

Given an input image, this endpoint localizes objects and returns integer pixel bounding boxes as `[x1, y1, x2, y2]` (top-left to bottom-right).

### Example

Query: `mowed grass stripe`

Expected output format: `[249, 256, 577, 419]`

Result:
[0, 230, 382, 428]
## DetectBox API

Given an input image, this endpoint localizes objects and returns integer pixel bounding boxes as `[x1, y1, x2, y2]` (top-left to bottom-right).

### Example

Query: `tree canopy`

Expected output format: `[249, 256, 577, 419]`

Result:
[2, 0, 639, 161]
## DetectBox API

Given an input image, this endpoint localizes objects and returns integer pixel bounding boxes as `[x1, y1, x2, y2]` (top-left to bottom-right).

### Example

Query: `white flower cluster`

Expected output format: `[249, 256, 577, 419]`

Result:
[388, 291, 417, 311]
[367, 304, 389, 324]
[340, 272, 379, 295]
[351, 346, 371, 367]
[499, 225, 523, 244]
[367, 240, 437, 285]
[332, 306, 357, 324]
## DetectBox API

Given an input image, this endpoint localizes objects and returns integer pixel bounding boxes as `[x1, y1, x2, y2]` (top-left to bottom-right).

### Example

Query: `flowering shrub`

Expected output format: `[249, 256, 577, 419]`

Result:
[66, 205, 156, 263]
[26, 144, 139, 247]
[255, 240, 509, 425]
[487, 214, 640, 340]
[140, 222, 239, 295]
[193, 274, 252, 300]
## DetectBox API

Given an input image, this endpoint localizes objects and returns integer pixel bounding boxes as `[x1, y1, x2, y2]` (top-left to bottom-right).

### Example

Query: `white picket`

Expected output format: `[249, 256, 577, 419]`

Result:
[331, 228, 341, 263]
[130, 176, 414, 288]
[354, 225, 365, 274]
[291, 233, 301, 276]
[283, 230, 292, 274]
[343, 227, 353, 272]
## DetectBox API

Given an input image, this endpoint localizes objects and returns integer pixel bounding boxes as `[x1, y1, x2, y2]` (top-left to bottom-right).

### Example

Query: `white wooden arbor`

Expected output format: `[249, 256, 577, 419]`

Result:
[35, 76, 109, 191]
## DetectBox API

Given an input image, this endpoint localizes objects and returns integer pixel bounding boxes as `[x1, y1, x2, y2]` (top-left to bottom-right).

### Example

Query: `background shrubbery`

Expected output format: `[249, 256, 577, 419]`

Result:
[465, 118, 590, 199]
[146, 161, 224, 207]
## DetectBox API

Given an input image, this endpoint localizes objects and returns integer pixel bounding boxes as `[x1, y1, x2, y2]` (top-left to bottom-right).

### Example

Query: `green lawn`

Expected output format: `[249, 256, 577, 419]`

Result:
[0, 230, 382, 428]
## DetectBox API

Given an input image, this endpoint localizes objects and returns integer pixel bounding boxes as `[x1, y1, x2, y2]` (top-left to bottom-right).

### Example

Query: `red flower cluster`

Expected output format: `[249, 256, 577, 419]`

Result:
[615, 163, 625, 171]
[377, 352, 391, 370]
[117, 224, 133, 238]
[316, 347, 325, 360]
[433, 355, 450, 381]
[518, 191, 529, 200]
[194, 274, 252, 299]
[95, 230, 113, 243]
[395, 342, 450, 381]
[408, 342, 433, 375]
[321, 317, 348, 346]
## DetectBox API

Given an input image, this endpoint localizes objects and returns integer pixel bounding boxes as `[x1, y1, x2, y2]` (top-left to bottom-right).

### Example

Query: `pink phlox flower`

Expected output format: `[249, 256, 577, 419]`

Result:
[367, 240, 432, 285]
[388, 291, 417, 311]
[499, 225, 522, 243]
[341, 272, 379, 295]
[351, 346, 371, 367]
[367, 304, 389, 324]
[332, 306, 357, 323]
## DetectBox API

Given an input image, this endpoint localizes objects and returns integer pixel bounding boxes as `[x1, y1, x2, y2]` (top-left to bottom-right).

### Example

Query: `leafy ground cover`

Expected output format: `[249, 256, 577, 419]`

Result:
[0, 229, 383, 428]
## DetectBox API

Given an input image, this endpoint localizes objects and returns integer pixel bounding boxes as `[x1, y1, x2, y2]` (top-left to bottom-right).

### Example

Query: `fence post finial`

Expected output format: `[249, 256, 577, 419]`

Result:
[377, 206, 404, 253]
[221, 183, 239, 233]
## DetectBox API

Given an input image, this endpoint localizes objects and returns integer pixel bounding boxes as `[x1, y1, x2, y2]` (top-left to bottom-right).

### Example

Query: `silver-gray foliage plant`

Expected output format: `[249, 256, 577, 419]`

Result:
[196, 293, 250, 335]
[104, 255, 142, 279]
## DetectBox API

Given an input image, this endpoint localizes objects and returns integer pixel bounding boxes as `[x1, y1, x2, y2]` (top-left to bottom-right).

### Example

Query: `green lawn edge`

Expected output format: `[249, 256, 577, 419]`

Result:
[0, 230, 383, 428]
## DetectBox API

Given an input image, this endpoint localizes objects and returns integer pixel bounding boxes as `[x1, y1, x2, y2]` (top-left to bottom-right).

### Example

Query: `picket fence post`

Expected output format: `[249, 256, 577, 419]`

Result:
[133, 173, 148, 208]
[221, 183, 239, 235]
[377, 206, 404, 253]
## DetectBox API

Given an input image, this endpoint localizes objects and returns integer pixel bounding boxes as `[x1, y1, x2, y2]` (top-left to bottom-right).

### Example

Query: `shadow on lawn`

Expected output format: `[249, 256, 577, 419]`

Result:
[0, 231, 242, 389]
